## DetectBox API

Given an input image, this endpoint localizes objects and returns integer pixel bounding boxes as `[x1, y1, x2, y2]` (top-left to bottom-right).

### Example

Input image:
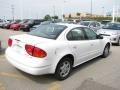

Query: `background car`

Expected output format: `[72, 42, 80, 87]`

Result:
[10, 20, 21, 30]
[101, 20, 111, 26]
[97, 22, 120, 46]
[30, 24, 41, 31]
[9, 20, 28, 30]
[30, 20, 61, 31]
[61, 20, 75, 24]
[4, 21, 18, 29]
[3, 21, 12, 29]
[20, 19, 45, 32]
[78, 21, 101, 32]
[0, 20, 9, 28]
[6, 23, 110, 80]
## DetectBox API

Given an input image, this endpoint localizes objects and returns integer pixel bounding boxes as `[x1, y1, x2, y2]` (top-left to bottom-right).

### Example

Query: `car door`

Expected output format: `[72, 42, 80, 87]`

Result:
[66, 27, 97, 66]
[83, 27, 102, 58]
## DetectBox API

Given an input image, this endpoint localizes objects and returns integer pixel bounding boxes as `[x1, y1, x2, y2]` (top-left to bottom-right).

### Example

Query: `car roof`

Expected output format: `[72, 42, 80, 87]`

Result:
[102, 20, 111, 21]
[56, 23, 86, 28]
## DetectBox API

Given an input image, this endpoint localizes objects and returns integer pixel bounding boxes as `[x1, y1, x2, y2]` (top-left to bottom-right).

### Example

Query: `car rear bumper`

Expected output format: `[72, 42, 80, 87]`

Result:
[5, 48, 53, 75]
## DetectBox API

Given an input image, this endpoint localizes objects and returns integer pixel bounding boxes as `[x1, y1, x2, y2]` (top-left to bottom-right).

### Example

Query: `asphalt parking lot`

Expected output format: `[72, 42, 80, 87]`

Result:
[0, 29, 120, 90]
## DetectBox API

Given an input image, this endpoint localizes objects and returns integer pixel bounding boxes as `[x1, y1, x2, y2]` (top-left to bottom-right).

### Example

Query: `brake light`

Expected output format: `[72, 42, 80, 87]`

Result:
[25, 45, 34, 56]
[25, 44, 47, 58]
[8, 38, 12, 47]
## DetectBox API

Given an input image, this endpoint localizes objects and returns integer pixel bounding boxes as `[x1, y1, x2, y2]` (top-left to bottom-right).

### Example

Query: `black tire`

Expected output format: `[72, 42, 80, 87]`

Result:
[116, 38, 120, 46]
[55, 57, 72, 80]
[102, 44, 110, 58]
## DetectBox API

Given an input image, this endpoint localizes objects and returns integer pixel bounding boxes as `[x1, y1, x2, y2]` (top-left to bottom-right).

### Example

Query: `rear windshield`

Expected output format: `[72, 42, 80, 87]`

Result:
[80, 21, 90, 26]
[102, 23, 120, 30]
[101, 21, 111, 25]
[29, 24, 67, 39]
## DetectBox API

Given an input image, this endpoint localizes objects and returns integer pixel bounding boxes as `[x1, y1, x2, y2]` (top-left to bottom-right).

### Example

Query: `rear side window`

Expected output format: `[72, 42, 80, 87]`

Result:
[83, 28, 97, 40]
[29, 24, 67, 39]
[67, 28, 85, 41]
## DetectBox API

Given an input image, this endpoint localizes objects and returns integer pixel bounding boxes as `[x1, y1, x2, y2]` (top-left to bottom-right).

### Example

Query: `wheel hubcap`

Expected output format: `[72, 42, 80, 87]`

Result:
[59, 61, 70, 77]
[105, 46, 109, 56]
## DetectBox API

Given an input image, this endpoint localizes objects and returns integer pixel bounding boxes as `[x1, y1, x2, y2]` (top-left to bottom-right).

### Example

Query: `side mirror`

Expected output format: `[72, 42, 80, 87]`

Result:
[97, 34, 103, 39]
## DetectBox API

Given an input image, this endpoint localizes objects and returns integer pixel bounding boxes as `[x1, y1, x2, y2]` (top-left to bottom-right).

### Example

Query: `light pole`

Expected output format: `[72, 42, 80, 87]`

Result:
[62, 0, 67, 21]
[91, 0, 93, 17]
[112, 0, 116, 23]
[11, 5, 15, 21]
[19, 0, 23, 20]
[102, 7, 105, 17]
[53, 5, 56, 21]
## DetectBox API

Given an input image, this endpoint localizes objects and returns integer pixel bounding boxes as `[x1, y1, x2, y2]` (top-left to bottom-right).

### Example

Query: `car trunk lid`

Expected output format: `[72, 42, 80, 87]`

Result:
[10, 34, 54, 56]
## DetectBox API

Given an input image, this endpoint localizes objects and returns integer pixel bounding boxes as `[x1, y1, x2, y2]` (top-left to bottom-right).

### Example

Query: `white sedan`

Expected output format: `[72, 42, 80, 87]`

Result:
[5, 23, 111, 80]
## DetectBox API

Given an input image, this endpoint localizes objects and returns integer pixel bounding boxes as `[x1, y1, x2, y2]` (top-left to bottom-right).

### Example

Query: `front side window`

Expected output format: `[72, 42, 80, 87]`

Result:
[67, 28, 85, 41]
[84, 28, 97, 40]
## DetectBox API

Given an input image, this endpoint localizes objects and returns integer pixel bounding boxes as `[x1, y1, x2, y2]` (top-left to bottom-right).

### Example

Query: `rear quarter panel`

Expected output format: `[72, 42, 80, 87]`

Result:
[35, 41, 74, 73]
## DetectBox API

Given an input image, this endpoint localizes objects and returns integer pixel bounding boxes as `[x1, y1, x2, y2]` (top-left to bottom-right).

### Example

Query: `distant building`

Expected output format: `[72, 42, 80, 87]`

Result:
[63, 12, 104, 19]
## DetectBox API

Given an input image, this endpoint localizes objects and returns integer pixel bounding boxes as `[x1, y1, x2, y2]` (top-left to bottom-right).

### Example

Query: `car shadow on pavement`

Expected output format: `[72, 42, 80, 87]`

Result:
[16, 69, 58, 84]
[71, 51, 112, 76]
[14, 51, 112, 84]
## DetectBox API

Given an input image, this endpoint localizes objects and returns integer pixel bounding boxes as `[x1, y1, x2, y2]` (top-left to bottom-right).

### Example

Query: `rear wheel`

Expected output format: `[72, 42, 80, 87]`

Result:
[102, 44, 110, 58]
[55, 57, 72, 80]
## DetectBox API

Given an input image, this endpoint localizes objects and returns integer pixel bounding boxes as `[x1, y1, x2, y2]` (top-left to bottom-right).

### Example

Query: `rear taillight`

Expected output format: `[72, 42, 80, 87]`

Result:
[25, 44, 47, 58]
[8, 38, 12, 47]
[25, 45, 34, 56]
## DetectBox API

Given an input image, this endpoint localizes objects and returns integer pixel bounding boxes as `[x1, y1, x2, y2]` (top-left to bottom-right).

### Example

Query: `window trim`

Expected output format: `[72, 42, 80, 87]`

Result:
[66, 27, 87, 41]
[83, 27, 98, 40]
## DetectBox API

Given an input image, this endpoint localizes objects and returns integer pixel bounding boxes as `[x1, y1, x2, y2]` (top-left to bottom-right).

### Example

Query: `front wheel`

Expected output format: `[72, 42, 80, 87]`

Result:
[55, 57, 72, 80]
[102, 44, 110, 58]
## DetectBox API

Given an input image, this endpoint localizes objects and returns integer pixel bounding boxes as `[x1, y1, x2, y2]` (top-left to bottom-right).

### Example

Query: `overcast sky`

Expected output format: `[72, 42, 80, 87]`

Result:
[0, 0, 120, 19]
